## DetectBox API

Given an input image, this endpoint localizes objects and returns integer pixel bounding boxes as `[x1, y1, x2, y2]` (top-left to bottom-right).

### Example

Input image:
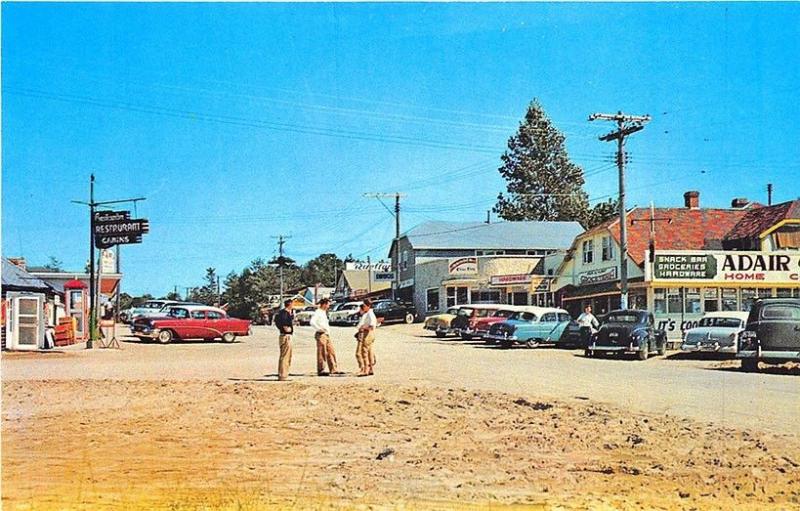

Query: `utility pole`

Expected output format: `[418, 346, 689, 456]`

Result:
[363, 192, 406, 300]
[270, 235, 292, 302]
[767, 183, 773, 206]
[589, 111, 651, 310]
[72, 174, 145, 349]
[486, 210, 491, 224]
[631, 202, 672, 300]
[216, 275, 221, 306]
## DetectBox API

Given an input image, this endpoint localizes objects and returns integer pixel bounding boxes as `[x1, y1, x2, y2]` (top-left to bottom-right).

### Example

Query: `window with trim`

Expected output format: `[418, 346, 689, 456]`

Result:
[684, 288, 701, 314]
[582, 240, 594, 264]
[207, 311, 223, 320]
[426, 288, 440, 312]
[446, 287, 469, 308]
[601, 236, 615, 261]
[721, 288, 738, 311]
[191, 310, 206, 319]
[703, 288, 719, 312]
[667, 288, 682, 313]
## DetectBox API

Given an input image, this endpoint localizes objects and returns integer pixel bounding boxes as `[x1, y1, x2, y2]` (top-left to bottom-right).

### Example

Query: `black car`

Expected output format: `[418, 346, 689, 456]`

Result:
[737, 298, 800, 372]
[586, 309, 666, 360]
[372, 300, 421, 325]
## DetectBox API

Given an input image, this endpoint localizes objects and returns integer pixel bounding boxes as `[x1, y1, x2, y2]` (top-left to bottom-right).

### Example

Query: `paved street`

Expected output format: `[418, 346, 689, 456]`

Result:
[3, 323, 798, 435]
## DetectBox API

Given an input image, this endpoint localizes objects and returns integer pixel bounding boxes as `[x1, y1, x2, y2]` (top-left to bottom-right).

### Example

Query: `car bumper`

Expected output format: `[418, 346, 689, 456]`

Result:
[133, 327, 160, 339]
[588, 343, 641, 354]
[681, 342, 736, 354]
[737, 350, 800, 361]
[484, 333, 518, 342]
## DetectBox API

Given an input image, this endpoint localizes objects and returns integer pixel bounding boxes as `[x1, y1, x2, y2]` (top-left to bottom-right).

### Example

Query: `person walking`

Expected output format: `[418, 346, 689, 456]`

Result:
[577, 304, 600, 346]
[355, 299, 378, 377]
[274, 299, 295, 381]
[310, 298, 339, 376]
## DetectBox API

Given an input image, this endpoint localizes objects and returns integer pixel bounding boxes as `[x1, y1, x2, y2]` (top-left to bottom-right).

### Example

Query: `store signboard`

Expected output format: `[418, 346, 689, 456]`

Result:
[373, 272, 395, 282]
[530, 276, 551, 293]
[490, 273, 531, 286]
[649, 251, 800, 284]
[578, 266, 618, 286]
[448, 257, 478, 275]
[346, 262, 391, 272]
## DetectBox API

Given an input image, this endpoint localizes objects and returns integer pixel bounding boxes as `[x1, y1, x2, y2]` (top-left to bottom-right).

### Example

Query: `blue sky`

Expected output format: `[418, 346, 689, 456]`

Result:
[3, 3, 799, 296]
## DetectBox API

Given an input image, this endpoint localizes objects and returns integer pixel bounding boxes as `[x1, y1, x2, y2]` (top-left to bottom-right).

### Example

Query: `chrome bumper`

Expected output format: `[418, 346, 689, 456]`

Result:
[737, 350, 800, 361]
[681, 342, 736, 354]
[588, 343, 640, 353]
[484, 333, 518, 342]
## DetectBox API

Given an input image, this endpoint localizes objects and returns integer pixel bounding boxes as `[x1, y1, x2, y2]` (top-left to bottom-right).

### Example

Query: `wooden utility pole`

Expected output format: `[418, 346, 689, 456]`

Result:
[270, 235, 292, 301]
[588, 111, 650, 310]
[363, 192, 406, 300]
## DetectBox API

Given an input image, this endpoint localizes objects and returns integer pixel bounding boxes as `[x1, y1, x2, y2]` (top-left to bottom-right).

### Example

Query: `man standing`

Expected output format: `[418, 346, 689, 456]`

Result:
[310, 298, 339, 376]
[274, 299, 295, 381]
[355, 299, 378, 377]
[577, 304, 600, 346]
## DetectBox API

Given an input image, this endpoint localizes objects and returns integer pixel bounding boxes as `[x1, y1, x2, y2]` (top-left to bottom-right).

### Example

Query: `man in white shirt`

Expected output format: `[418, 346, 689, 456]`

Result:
[577, 305, 600, 333]
[310, 298, 338, 376]
[355, 299, 378, 377]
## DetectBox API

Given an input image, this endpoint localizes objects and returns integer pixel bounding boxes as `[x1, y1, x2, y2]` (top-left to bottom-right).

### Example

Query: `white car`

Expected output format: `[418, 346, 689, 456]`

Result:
[294, 306, 317, 326]
[681, 311, 750, 354]
[329, 301, 362, 326]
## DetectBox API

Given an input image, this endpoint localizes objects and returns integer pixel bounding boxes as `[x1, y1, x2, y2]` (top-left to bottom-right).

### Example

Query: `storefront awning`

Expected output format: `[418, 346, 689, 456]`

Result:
[560, 278, 644, 302]
[441, 279, 479, 287]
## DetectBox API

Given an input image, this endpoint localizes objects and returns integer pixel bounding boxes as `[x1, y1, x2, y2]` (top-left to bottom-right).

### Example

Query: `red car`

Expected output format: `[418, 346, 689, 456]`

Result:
[470, 307, 525, 342]
[131, 305, 251, 344]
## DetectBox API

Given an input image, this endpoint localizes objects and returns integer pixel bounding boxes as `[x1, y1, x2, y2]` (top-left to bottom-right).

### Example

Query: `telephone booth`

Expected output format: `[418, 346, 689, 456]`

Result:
[63, 279, 88, 342]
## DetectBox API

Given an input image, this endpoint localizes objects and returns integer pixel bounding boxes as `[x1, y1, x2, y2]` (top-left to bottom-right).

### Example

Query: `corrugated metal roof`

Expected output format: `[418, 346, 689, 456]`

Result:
[402, 221, 584, 251]
[2, 258, 53, 292]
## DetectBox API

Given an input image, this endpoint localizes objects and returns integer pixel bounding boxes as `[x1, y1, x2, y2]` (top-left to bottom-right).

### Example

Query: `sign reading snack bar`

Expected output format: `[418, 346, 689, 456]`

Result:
[448, 257, 478, 275]
[649, 251, 800, 284]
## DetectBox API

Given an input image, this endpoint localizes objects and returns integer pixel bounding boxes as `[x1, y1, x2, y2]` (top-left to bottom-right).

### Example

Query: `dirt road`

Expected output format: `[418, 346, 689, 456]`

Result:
[2, 324, 799, 510]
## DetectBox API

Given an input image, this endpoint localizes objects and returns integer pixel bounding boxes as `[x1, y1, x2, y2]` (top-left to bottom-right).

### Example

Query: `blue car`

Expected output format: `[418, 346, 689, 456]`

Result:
[484, 306, 573, 349]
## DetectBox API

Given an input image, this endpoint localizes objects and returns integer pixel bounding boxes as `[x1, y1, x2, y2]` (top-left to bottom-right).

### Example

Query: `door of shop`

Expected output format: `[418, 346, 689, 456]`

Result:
[6, 292, 44, 350]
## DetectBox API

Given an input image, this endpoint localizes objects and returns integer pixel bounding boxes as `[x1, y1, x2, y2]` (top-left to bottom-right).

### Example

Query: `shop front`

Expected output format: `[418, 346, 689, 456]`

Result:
[645, 250, 800, 341]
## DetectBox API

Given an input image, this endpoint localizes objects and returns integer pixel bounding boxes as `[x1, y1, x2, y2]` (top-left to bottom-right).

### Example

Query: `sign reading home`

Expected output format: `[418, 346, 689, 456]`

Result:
[579, 267, 618, 285]
[93, 210, 150, 249]
[490, 273, 531, 286]
[448, 257, 478, 275]
[650, 251, 800, 284]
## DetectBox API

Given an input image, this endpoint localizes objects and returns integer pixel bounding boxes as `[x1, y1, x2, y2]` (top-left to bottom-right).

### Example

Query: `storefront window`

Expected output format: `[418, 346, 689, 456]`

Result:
[426, 289, 440, 312]
[667, 288, 682, 314]
[653, 288, 667, 314]
[684, 288, 701, 314]
[457, 287, 469, 304]
[703, 288, 719, 312]
[629, 291, 646, 310]
[472, 290, 500, 303]
[512, 292, 528, 305]
[777, 288, 799, 298]
[741, 288, 757, 312]
[721, 288, 738, 311]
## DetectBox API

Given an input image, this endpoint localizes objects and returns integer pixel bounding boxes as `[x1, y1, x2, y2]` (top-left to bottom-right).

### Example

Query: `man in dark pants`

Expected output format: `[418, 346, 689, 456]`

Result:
[274, 299, 295, 381]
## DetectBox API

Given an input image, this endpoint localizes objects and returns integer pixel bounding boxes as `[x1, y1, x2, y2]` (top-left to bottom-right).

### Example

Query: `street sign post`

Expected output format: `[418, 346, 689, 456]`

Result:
[93, 210, 149, 249]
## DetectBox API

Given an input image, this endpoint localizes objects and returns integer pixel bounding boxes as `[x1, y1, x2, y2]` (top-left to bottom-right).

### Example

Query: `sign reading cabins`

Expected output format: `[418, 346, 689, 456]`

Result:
[650, 251, 800, 284]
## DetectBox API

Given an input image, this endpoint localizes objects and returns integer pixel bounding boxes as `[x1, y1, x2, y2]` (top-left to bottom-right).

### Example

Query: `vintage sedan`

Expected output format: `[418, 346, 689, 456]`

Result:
[131, 305, 251, 344]
[484, 306, 572, 349]
[738, 298, 800, 372]
[294, 306, 317, 326]
[586, 309, 666, 360]
[329, 301, 362, 326]
[451, 304, 506, 340]
[424, 307, 461, 338]
[372, 300, 421, 325]
[474, 306, 525, 342]
[680, 311, 750, 354]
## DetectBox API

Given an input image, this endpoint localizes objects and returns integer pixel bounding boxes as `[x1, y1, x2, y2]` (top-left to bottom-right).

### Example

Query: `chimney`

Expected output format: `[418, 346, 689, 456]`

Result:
[8, 257, 26, 270]
[731, 197, 749, 209]
[684, 190, 700, 209]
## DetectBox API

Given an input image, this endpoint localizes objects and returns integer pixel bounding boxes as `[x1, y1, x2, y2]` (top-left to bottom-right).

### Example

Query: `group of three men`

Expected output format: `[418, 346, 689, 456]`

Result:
[273, 298, 378, 381]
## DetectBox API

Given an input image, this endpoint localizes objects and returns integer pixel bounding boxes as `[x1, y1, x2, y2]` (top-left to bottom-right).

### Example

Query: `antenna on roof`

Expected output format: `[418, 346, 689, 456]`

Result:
[486, 210, 491, 224]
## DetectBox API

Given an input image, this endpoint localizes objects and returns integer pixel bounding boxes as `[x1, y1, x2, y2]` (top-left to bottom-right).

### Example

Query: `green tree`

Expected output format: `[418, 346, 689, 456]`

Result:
[585, 198, 621, 229]
[131, 294, 154, 307]
[300, 253, 343, 288]
[162, 291, 181, 301]
[494, 100, 590, 224]
[43, 256, 64, 272]
[187, 267, 220, 305]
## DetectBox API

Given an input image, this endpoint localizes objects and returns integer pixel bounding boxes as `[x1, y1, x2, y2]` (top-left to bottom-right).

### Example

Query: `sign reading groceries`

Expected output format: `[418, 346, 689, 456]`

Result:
[448, 257, 478, 275]
[650, 251, 800, 283]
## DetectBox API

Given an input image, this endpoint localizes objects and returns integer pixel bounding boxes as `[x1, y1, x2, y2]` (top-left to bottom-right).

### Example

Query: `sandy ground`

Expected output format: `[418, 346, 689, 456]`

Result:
[2, 324, 800, 510]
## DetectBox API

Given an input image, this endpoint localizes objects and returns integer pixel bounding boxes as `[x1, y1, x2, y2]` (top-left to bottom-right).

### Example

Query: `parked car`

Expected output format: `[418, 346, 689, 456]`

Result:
[131, 305, 251, 344]
[737, 298, 800, 372]
[473, 306, 525, 342]
[123, 300, 175, 324]
[484, 306, 572, 349]
[372, 300, 420, 325]
[294, 306, 317, 326]
[424, 307, 461, 338]
[451, 304, 505, 340]
[681, 311, 750, 354]
[586, 309, 666, 360]
[329, 301, 363, 326]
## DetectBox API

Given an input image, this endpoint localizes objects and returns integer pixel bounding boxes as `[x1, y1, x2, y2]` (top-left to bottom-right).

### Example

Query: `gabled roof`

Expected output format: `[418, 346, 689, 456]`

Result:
[724, 199, 800, 241]
[397, 220, 584, 252]
[339, 270, 391, 293]
[580, 208, 749, 267]
[2, 259, 53, 293]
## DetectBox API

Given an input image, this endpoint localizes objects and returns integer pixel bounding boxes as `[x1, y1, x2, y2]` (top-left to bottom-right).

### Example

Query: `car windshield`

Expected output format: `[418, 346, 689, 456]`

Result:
[144, 302, 164, 309]
[167, 308, 190, 319]
[495, 310, 515, 318]
[607, 312, 641, 324]
[457, 308, 474, 317]
[510, 311, 538, 322]
[698, 317, 742, 328]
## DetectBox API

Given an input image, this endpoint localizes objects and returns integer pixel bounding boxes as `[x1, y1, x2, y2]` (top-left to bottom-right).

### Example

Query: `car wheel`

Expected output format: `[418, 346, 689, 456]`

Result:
[741, 358, 759, 372]
[404, 313, 415, 324]
[657, 340, 666, 356]
[157, 330, 173, 344]
[525, 339, 540, 349]
[222, 332, 236, 343]
[435, 331, 446, 338]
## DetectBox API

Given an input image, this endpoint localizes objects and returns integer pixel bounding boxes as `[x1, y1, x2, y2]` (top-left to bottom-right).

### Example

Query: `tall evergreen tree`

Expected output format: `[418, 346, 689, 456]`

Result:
[494, 100, 590, 224]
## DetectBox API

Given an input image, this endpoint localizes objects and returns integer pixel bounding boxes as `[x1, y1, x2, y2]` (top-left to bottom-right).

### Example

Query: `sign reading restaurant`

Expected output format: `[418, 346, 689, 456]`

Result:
[448, 257, 478, 275]
[649, 251, 800, 283]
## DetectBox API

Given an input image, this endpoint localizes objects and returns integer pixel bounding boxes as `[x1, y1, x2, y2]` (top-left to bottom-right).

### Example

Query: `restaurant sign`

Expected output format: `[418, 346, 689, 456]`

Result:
[649, 251, 800, 284]
[578, 266, 618, 286]
[448, 257, 478, 275]
[93, 210, 150, 249]
[490, 273, 532, 286]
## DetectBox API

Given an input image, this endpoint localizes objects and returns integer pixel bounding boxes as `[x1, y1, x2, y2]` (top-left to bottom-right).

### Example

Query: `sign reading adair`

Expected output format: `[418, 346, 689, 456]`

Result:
[650, 251, 800, 284]
[448, 257, 478, 275]
[93, 210, 150, 249]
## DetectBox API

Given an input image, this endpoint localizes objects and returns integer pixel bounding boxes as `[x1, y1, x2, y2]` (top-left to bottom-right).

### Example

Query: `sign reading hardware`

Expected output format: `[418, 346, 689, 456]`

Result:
[93, 210, 150, 249]
[578, 266, 618, 285]
[490, 273, 532, 286]
[650, 251, 800, 284]
[448, 257, 478, 275]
